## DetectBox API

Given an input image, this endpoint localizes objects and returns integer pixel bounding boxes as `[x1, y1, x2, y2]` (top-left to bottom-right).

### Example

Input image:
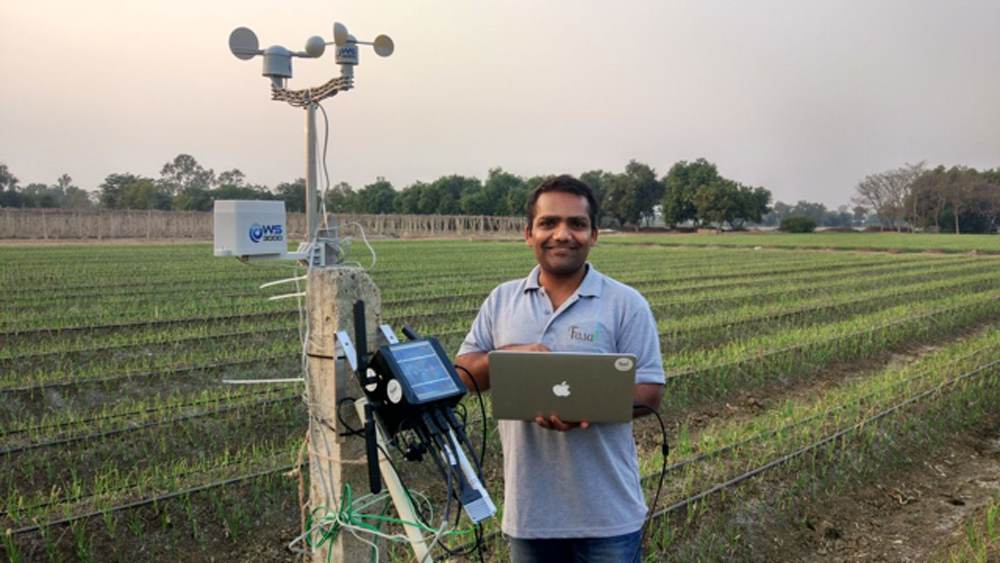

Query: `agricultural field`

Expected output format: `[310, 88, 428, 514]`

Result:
[2, 236, 1000, 562]
[620, 231, 1000, 254]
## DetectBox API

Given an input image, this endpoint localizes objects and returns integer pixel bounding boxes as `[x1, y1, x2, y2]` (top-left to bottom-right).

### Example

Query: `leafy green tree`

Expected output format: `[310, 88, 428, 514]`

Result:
[943, 166, 975, 234]
[428, 175, 480, 215]
[121, 178, 171, 210]
[603, 160, 663, 231]
[23, 183, 59, 208]
[417, 182, 442, 214]
[979, 169, 1000, 233]
[63, 186, 93, 209]
[394, 182, 425, 215]
[736, 186, 771, 226]
[159, 154, 215, 196]
[580, 169, 615, 226]
[662, 158, 721, 227]
[211, 183, 272, 201]
[690, 179, 741, 231]
[217, 168, 246, 188]
[325, 182, 359, 213]
[483, 168, 526, 216]
[505, 177, 538, 217]
[50, 174, 93, 209]
[852, 205, 869, 226]
[0, 163, 17, 191]
[0, 164, 28, 207]
[275, 178, 308, 213]
[459, 185, 491, 216]
[172, 186, 214, 211]
[98, 173, 142, 209]
[779, 215, 817, 233]
[358, 178, 397, 214]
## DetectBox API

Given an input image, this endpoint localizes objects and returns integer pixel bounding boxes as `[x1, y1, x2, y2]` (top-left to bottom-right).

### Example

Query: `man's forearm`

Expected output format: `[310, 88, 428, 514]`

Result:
[633, 383, 664, 418]
[454, 351, 491, 392]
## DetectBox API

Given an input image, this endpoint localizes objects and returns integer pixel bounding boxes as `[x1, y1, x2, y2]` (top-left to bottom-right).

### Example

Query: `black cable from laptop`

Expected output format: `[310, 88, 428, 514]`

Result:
[631, 403, 670, 563]
[454, 364, 488, 471]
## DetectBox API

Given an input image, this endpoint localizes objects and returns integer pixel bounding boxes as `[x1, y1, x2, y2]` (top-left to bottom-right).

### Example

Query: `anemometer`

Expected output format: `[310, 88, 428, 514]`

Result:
[215, 21, 498, 561]
[214, 22, 393, 265]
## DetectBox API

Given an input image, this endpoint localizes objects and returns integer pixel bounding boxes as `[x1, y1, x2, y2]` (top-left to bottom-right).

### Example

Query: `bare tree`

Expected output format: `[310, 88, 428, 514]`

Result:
[852, 162, 925, 231]
[853, 173, 892, 230]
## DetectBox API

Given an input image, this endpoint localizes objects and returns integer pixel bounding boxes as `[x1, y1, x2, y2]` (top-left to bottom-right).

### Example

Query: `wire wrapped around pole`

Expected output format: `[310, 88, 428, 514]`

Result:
[272, 76, 355, 108]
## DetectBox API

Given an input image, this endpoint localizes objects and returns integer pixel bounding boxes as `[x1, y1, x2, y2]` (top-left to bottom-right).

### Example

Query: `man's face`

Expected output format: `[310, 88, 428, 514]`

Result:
[525, 191, 598, 278]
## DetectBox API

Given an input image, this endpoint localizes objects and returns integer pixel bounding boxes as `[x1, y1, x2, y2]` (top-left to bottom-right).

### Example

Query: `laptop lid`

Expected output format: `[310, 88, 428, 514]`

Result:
[488, 351, 636, 424]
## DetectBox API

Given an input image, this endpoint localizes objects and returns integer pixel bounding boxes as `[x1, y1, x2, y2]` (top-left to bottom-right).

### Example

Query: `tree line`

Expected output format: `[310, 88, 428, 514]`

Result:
[853, 163, 1000, 234]
[0, 155, 774, 231]
[5, 154, 996, 233]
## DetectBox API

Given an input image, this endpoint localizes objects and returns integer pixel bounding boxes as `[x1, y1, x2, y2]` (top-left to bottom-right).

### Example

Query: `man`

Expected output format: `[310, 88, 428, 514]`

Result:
[455, 174, 665, 562]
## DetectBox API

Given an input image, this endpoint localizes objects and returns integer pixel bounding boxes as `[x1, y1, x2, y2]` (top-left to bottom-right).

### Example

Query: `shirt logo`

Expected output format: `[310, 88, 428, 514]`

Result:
[569, 325, 601, 342]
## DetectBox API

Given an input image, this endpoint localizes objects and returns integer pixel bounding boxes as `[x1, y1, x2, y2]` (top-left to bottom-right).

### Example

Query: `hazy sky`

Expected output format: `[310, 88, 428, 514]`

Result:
[2, 1, 998, 208]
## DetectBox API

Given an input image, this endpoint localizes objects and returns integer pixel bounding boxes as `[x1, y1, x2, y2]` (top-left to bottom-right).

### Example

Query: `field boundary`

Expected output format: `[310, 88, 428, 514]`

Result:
[0, 209, 524, 240]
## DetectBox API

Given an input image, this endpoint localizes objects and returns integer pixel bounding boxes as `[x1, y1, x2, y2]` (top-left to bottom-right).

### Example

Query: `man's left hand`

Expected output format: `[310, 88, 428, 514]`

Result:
[535, 414, 589, 432]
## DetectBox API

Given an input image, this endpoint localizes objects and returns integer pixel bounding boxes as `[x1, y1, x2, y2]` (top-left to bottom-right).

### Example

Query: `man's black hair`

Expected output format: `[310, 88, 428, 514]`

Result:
[525, 174, 600, 233]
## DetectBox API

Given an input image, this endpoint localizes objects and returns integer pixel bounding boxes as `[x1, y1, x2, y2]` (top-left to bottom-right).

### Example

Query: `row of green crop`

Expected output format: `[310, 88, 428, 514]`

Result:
[0, 329, 300, 389]
[946, 488, 1000, 562]
[1, 386, 293, 448]
[5, 252, 995, 443]
[1, 241, 997, 561]
[1, 399, 303, 529]
[642, 331, 1000, 560]
[614, 232, 1000, 253]
[376, 322, 1000, 560]
[655, 261, 998, 328]
[0, 313, 300, 359]
[3, 251, 982, 361]
[2, 242, 978, 334]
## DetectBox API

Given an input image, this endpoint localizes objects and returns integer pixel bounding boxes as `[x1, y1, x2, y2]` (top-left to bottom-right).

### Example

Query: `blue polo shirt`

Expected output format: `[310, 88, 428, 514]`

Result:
[459, 263, 664, 538]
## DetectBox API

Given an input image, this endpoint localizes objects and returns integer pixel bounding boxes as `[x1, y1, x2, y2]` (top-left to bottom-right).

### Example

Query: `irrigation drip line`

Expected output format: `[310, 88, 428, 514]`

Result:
[7, 463, 301, 536]
[639, 344, 997, 486]
[663, 297, 1000, 382]
[378, 255, 965, 309]
[650, 357, 1000, 520]
[375, 254, 879, 295]
[0, 354, 295, 394]
[1, 387, 288, 439]
[0, 326, 298, 364]
[644, 257, 987, 307]
[5, 290, 274, 316]
[0, 310, 297, 340]
[661, 274, 1000, 342]
[629, 256, 952, 295]
[0, 449, 294, 520]
[0, 395, 299, 457]
[403, 270, 997, 341]
[0, 271, 284, 298]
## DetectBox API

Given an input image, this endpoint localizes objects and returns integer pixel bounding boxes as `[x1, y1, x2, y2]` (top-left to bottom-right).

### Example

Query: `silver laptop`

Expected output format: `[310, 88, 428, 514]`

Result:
[488, 351, 637, 423]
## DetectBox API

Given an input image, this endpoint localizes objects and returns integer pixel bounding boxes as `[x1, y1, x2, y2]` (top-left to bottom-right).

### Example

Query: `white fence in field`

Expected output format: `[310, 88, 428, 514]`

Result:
[0, 209, 525, 240]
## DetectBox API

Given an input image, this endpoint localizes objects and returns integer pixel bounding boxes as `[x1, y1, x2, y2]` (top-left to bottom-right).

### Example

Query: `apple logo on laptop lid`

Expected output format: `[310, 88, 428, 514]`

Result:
[552, 381, 571, 397]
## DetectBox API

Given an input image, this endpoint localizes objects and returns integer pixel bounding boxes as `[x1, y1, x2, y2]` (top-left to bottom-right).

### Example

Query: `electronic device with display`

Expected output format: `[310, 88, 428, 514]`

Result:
[365, 338, 466, 436]
[349, 300, 496, 524]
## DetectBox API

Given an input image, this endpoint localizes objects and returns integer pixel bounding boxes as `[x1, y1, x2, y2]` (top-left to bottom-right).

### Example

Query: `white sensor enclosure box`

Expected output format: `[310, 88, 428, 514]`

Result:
[214, 200, 289, 258]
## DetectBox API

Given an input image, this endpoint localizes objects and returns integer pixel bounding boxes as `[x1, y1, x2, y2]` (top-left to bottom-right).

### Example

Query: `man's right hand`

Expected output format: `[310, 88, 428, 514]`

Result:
[500, 343, 551, 353]
[454, 343, 550, 392]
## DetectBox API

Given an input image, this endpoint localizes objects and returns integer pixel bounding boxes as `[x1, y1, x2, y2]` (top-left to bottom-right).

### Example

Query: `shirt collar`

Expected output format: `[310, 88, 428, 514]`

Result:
[525, 263, 603, 298]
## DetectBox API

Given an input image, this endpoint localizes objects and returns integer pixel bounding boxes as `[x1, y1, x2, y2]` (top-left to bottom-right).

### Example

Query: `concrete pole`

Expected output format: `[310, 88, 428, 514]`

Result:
[305, 267, 381, 563]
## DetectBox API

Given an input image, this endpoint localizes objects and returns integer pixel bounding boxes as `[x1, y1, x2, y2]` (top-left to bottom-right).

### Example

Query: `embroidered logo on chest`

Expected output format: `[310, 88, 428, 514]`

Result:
[569, 325, 600, 342]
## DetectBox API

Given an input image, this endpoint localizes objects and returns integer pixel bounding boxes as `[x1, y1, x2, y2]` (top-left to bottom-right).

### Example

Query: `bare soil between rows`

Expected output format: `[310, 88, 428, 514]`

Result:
[783, 414, 1000, 562]
[635, 321, 1000, 562]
